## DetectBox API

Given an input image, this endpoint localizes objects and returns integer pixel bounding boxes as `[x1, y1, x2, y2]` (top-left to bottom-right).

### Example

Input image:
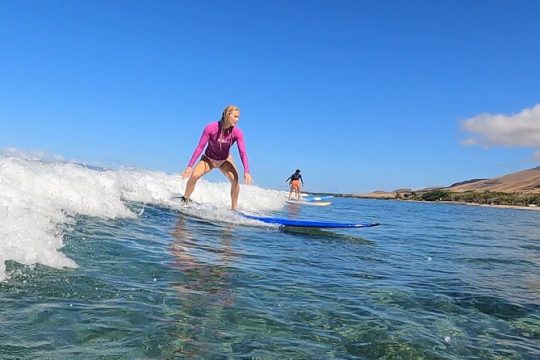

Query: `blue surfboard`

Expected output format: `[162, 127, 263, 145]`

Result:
[240, 213, 379, 228]
[171, 196, 379, 229]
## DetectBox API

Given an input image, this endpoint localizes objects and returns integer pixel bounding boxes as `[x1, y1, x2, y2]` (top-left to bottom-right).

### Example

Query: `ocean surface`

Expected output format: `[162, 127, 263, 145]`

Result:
[1, 155, 539, 359]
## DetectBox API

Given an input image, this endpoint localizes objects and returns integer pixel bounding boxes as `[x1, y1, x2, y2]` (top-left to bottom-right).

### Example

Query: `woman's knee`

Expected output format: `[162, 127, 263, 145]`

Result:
[226, 170, 239, 184]
[189, 173, 200, 182]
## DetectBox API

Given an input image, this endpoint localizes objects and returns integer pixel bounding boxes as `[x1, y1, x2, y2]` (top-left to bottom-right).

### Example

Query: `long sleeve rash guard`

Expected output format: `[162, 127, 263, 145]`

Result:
[187, 121, 250, 173]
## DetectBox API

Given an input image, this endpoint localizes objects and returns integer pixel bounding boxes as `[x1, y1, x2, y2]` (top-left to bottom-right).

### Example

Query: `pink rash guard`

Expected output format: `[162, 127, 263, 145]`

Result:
[187, 121, 250, 173]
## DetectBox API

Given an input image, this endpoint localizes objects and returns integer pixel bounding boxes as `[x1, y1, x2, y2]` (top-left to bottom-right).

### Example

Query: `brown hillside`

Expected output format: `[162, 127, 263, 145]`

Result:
[448, 166, 540, 194]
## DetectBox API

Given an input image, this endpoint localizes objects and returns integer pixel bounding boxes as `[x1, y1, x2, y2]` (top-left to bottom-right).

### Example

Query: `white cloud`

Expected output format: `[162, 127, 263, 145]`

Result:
[460, 138, 478, 146]
[1, 148, 47, 160]
[461, 103, 540, 148]
[1, 148, 66, 162]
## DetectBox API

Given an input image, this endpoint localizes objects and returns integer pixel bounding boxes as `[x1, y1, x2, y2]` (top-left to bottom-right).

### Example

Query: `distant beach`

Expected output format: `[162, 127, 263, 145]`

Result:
[341, 193, 540, 211]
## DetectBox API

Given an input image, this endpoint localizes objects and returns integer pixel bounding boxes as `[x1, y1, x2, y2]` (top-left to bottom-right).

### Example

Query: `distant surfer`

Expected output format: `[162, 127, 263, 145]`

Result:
[286, 169, 303, 200]
[181, 105, 253, 210]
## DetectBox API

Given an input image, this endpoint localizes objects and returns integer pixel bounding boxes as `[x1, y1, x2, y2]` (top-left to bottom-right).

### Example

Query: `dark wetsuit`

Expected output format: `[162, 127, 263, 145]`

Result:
[286, 172, 303, 184]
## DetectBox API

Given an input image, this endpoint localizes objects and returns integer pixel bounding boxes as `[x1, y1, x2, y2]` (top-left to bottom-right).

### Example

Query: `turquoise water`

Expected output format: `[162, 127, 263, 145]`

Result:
[1, 198, 539, 359]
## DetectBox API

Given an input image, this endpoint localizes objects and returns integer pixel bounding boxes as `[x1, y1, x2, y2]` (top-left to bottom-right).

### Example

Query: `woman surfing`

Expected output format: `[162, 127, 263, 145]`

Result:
[181, 105, 253, 210]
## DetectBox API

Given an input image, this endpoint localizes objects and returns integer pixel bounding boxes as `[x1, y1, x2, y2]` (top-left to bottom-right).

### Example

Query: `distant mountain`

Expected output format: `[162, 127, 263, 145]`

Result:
[357, 166, 540, 198]
[446, 166, 540, 194]
[449, 178, 487, 187]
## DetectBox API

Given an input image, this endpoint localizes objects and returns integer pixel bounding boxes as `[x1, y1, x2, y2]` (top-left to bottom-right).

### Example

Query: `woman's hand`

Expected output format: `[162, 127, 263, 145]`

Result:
[244, 173, 253, 185]
[181, 167, 193, 179]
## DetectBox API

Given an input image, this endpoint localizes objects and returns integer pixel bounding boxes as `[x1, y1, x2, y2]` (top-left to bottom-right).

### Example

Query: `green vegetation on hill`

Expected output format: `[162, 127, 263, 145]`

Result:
[398, 190, 540, 207]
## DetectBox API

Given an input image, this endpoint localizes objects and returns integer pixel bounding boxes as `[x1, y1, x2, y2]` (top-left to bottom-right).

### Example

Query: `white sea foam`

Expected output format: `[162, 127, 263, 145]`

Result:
[0, 153, 285, 281]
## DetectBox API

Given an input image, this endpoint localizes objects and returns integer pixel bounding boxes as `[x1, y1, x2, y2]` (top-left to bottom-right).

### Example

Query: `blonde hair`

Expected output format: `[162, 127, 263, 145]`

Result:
[220, 105, 240, 124]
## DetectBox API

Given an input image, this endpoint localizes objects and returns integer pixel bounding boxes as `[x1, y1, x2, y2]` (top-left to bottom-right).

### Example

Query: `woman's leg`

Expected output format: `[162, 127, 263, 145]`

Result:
[219, 160, 240, 210]
[288, 184, 294, 200]
[184, 159, 212, 199]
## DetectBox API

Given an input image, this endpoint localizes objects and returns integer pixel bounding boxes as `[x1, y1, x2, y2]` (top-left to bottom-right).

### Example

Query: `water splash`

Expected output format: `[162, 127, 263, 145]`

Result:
[0, 153, 286, 281]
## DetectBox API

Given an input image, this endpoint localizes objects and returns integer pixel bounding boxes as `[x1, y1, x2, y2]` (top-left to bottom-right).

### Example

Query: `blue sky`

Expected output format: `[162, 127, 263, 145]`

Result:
[1, 0, 539, 193]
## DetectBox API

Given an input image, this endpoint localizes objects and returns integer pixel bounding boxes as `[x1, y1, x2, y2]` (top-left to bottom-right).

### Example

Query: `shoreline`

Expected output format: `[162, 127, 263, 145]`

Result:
[440, 200, 540, 211]
[346, 195, 540, 211]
